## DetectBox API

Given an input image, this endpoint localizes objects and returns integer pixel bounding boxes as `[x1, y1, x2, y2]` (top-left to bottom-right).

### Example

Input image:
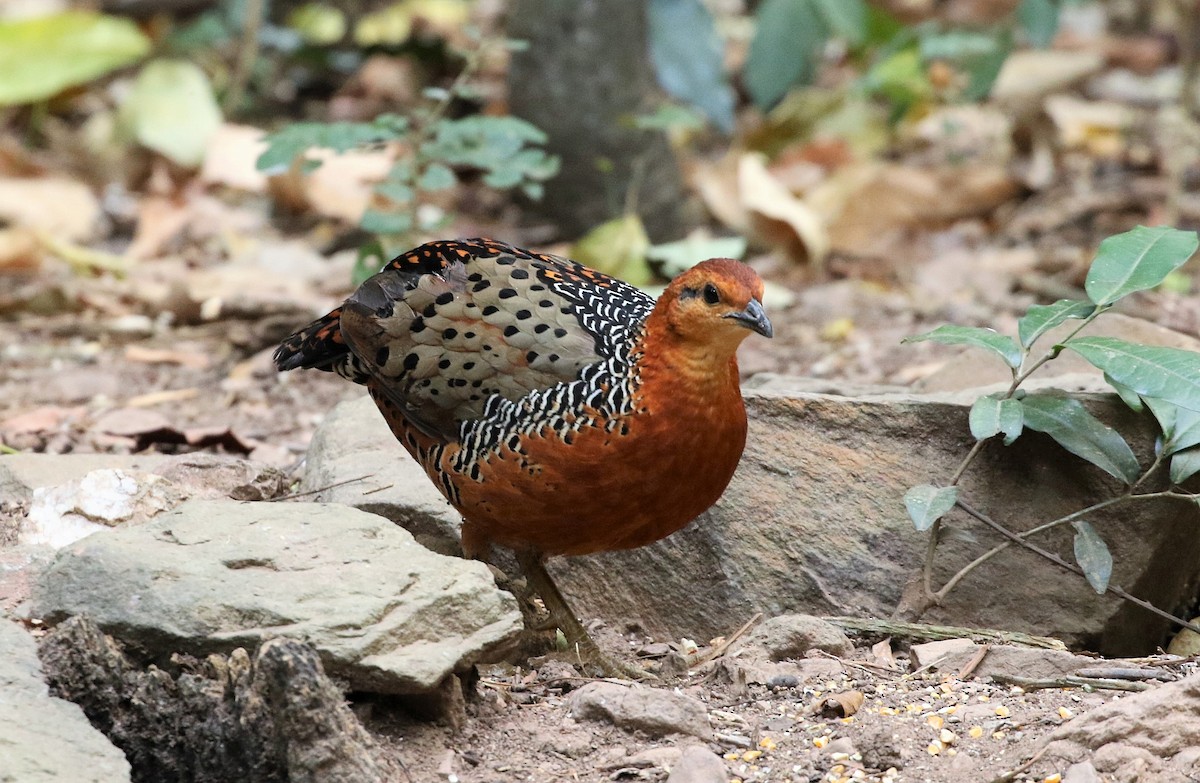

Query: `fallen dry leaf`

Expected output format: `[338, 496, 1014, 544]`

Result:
[0, 177, 100, 242]
[811, 162, 1019, 257]
[738, 153, 829, 266]
[127, 195, 192, 261]
[0, 227, 41, 271]
[200, 123, 269, 192]
[94, 408, 172, 438]
[124, 345, 211, 370]
[1, 406, 82, 437]
[818, 690, 865, 718]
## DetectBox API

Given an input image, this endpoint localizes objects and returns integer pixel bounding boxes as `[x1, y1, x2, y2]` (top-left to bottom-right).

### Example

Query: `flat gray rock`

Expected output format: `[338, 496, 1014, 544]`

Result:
[0, 619, 131, 783]
[299, 396, 463, 556]
[31, 499, 522, 695]
[568, 682, 711, 739]
[304, 379, 1197, 655]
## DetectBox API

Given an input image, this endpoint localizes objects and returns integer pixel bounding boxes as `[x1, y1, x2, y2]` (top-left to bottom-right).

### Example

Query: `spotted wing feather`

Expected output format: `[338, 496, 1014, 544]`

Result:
[335, 239, 654, 442]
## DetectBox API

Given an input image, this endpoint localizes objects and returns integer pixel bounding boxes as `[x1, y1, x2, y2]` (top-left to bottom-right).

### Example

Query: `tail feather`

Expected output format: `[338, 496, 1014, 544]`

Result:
[273, 308, 350, 373]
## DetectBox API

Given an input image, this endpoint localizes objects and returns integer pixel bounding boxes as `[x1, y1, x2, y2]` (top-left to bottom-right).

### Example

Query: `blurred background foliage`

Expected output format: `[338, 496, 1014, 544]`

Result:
[0, 0, 1197, 296]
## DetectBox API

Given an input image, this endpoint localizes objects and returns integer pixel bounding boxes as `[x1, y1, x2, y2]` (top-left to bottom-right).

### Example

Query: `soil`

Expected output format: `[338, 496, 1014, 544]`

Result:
[4, 227, 1198, 783]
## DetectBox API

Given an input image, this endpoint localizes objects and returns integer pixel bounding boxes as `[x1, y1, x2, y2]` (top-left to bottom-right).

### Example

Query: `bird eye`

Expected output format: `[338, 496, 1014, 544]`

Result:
[703, 283, 720, 305]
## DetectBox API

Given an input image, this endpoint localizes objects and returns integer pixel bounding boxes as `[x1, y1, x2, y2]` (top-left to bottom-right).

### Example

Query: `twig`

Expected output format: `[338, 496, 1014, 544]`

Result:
[224, 0, 265, 114]
[1074, 667, 1176, 682]
[989, 673, 1152, 693]
[268, 473, 376, 501]
[957, 643, 990, 680]
[989, 744, 1053, 783]
[823, 616, 1067, 650]
[811, 649, 902, 678]
[687, 613, 761, 668]
[955, 499, 1200, 635]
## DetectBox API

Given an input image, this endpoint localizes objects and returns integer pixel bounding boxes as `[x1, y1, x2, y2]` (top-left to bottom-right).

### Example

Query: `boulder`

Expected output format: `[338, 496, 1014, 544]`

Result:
[30, 499, 523, 695]
[299, 376, 1197, 656]
[38, 616, 382, 783]
[1035, 674, 1200, 781]
[0, 618, 131, 783]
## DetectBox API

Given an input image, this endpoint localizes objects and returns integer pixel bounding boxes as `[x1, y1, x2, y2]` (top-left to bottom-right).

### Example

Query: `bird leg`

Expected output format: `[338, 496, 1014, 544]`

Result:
[514, 550, 654, 681]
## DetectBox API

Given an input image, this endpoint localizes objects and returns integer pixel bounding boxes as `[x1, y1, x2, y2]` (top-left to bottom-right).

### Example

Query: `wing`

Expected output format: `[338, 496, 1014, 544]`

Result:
[338, 239, 655, 441]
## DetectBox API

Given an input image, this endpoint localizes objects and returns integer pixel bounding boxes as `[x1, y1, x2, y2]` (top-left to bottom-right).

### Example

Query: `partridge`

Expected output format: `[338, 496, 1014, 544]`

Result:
[275, 238, 772, 676]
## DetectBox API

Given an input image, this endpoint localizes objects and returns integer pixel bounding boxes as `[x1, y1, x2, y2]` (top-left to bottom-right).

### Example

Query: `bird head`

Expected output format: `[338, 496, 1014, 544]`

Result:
[656, 258, 773, 351]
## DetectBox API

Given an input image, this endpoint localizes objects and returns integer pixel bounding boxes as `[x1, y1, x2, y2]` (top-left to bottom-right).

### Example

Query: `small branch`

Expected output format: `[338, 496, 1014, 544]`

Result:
[934, 492, 1175, 599]
[955, 499, 1200, 635]
[822, 616, 1067, 650]
[268, 473, 376, 501]
[224, 0, 265, 115]
[687, 613, 761, 668]
[989, 673, 1152, 693]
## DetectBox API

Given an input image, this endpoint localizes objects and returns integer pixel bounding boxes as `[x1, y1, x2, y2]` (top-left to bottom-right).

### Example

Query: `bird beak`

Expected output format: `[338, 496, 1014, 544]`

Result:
[725, 298, 773, 338]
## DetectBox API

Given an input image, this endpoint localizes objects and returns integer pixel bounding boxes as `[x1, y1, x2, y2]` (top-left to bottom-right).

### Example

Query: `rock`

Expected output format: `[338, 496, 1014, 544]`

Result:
[912, 642, 1097, 681]
[298, 396, 463, 555]
[23, 469, 180, 548]
[910, 638, 978, 668]
[665, 745, 727, 783]
[1, 452, 286, 513]
[30, 500, 522, 695]
[1037, 674, 1200, 781]
[736, 614, 853, 659]
[39, 616, 381, 783]
[0, 618, 131, 783]
[303, 345, 1199, 655]
[567, 682, 711, 739]
[1063, 760, 1103, 783]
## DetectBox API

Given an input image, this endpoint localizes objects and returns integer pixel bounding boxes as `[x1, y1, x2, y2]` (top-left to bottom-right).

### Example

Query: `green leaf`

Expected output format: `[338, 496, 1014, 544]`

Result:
[375, 180, 414, 205]
[647, 235, 747, 278]
[812, 0, 867, 45]
[255, 115, 409, 173]
[1017, 299, 1096, 349]
[418, 163, 457, 192]
[1021, 395, 1140, 484]
[745, 0, 826, 110]
[359, 209, 413, 235]
[919, 29, 1011, 101]
[648, 0, 735, 133]
[903, 325, 1022, 369]
[1066, 337, 1200, 414]
[351, 240, 387, 286]
[1142, 397, 1200, 455]
[1170, 446, 1200, 485]
[631, 104, 707, 132]
[903, 484, 958, 532]
[1017, 0, 1061, 48]
[572, 215, 653, 287]
[119, 59, 221, 167]
[1084, 226, 1199, 306]
[1072, 520, 1112, 594]
[1105, 373, 1144, 412]
[969, 396, 1024, 445]
[0, 12, 151, 105]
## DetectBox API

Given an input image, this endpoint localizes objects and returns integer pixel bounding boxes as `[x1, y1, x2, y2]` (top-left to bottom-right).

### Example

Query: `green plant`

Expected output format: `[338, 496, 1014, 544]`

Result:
[255, 35, 559, 283]
[902, 225, 1200, 632]
[742, 0, 1067, 117]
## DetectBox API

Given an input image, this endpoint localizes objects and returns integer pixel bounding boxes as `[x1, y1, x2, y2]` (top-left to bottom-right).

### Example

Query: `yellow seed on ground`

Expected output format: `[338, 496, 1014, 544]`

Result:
[995, 705, 1011, 718]
[927, 715, 944, 730]
[758, 736, 777, 750]
[724, 752, 740, 761]
[993, 731, 1007, 740]
[940, 729, 957, 745]
[742, 750, 762, 762]
[1043, 774, 1062, 783]
[813, 736, 829, 748]
[926, 740, 944, 755]
[1058, 706, 1074, 720]
[968, 726, 984, 739]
